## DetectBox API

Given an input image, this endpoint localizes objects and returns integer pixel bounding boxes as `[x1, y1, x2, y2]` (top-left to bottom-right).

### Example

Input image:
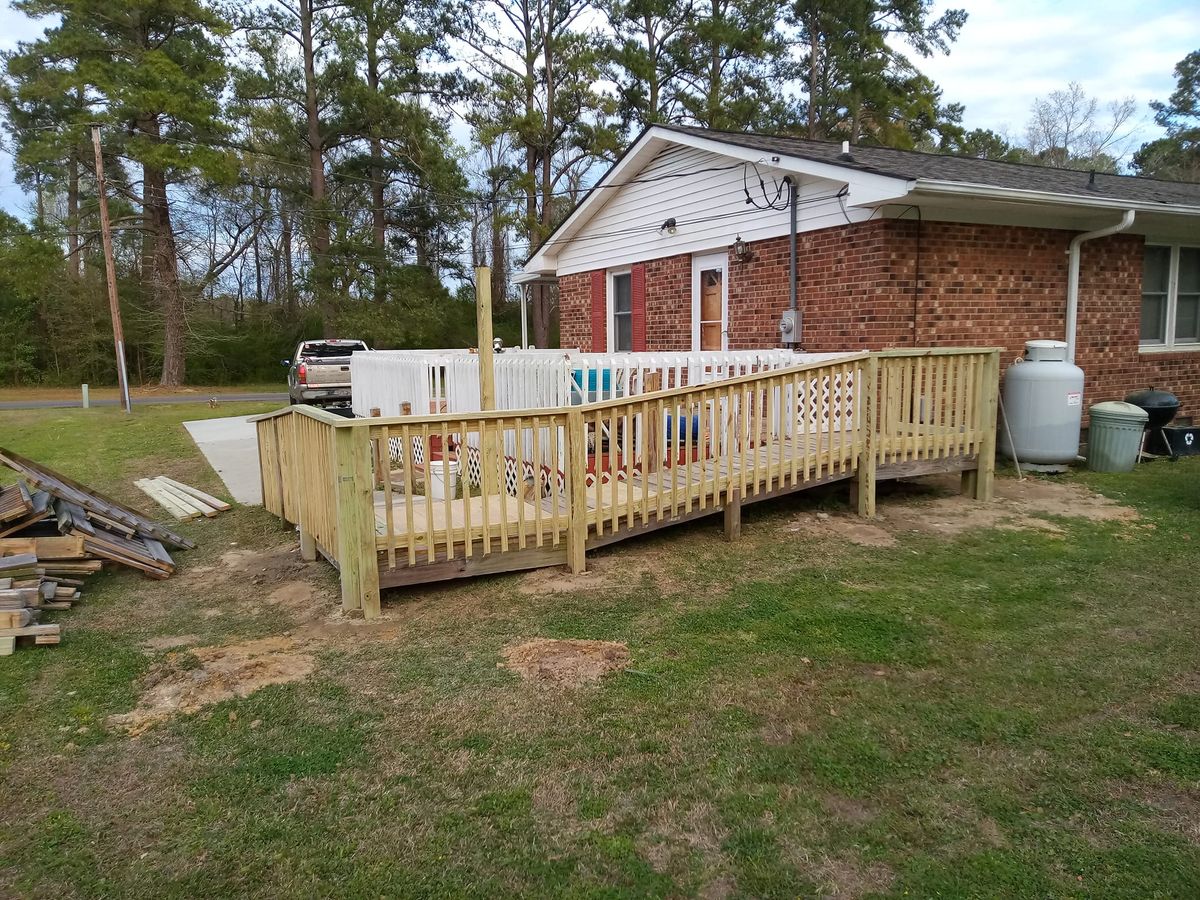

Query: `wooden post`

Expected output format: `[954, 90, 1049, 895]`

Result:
[369, 407, 383, 489]
[566, 409, 588, 573]
[332, 423, 381, 617]
[475, 266, 502, 499]
[855, 354, 878, 518]
[476, 266, 496, 411]
[723, 488, 742, 541]
[299, 527, 317, 562]
[972, 349, 1000, 502]
[91, 124, 131, 415]
[81, 384, 89, 409]
[644, 373, 662, 474]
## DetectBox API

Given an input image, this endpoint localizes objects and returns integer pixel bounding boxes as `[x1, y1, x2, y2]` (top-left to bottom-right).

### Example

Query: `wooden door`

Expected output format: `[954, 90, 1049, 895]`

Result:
[692, 254, 727, 351]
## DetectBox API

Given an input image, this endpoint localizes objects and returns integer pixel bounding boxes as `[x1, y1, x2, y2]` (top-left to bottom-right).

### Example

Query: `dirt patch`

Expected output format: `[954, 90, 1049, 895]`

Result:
[108, 636, 316, 736]
[178, 543, 311, 589]
[501, 638, 630, 686]
[517, 543, 689, 596]
[820, 793, 877, 825]
[141, 634, 199, 653]
[1112, 781, 1200, 846]
[791, 514, 897, 548]
[517, 567, 604, 596]
[882, 474, 1138, 537]
[811, 854, 895, 899]
[265, 580, 321, 615]
[793, 475, 1138, 546]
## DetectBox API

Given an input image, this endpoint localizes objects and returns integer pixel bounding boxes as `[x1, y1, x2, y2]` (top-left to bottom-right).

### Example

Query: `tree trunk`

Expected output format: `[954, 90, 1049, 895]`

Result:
[490, 197, 506, 310]
[145, 159, 187, 386]
[66, 147, 81, 280]
[282, 207, 296, 317]
[366, 5, 388, 304]
[301, 0, 334, 336]
[807, 10, 820, 139]
[252, 183, 264, 305]
[644, 14, 660, 121]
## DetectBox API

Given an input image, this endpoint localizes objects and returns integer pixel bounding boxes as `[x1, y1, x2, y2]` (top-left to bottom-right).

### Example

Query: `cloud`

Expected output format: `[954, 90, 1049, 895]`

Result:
[918, 0, 1200, 146]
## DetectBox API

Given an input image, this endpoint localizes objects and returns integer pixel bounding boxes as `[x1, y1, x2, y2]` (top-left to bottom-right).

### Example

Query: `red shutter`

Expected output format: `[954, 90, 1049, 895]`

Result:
[590, 270, 607, 352]
[631, 264, 647, 351]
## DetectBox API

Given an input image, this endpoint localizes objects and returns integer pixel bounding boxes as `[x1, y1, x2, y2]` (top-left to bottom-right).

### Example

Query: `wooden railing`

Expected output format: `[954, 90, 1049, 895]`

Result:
[255, 348, 1000, 617]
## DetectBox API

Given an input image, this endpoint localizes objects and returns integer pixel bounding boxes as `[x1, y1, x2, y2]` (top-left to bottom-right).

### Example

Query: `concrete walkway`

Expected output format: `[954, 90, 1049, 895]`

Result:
[184, 415, 264, 506]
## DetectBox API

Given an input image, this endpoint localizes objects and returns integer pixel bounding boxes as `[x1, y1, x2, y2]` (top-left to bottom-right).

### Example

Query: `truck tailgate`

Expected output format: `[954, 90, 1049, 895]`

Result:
[303, 358, 353, 386]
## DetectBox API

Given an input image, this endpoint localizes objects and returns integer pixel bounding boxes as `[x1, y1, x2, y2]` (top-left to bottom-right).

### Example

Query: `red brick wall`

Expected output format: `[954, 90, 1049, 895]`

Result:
[556, 221, 1200, 415]
[558, 272, 590, 350]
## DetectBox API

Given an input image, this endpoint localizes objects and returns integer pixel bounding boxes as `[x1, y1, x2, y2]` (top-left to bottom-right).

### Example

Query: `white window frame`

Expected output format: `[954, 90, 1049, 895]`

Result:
[607, 268, 633, 352]
[691, 252, 728, 351]
[1141, 242, 1200, 353]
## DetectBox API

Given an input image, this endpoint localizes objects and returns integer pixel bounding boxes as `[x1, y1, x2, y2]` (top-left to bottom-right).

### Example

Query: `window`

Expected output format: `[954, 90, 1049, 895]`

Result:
[1141, 244, 1200, 350]
[610, 271, 632, 351]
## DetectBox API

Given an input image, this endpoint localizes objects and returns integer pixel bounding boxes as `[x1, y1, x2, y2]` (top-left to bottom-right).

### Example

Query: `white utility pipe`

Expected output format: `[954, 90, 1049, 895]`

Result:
[1065, 209, 1135, 362]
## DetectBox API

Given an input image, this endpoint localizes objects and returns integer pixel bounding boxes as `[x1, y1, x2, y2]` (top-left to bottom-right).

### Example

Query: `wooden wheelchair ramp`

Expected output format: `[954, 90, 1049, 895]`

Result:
[254, 349, 1000, 617]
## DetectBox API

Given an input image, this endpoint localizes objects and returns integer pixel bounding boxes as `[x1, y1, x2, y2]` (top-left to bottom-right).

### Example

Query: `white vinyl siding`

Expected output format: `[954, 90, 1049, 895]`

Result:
[554, 145, 870, 276]
[1141, 244, 1200, 350]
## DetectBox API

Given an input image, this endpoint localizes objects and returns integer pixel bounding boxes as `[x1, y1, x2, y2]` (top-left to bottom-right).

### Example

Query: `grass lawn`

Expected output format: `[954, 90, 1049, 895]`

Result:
[0, 383, 286, 403]
[1, 404, 1198, 898]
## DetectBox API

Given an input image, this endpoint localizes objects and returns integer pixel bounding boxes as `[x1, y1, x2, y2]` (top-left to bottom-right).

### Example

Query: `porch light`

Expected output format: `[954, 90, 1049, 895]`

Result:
[660, 217, 677, 235]
[732, 235, 752, 262]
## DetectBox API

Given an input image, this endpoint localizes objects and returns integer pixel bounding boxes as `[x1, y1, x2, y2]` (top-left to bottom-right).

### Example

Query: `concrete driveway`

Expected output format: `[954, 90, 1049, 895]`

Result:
[184, 415, 265, 505]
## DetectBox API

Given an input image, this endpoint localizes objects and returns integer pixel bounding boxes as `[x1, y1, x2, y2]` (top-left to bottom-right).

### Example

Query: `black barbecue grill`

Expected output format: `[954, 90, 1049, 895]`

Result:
[1124, 388, 1182, 456]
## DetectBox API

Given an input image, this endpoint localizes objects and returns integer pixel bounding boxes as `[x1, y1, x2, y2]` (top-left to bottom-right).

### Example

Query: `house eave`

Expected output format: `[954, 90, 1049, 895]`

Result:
[909, 180, 1200, 218]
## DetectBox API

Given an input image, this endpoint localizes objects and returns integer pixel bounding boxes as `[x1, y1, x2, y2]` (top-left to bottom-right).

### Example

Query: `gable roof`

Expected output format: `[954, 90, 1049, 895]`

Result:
[660, 125, 1200, 208]
[522, 124, 1200, 276]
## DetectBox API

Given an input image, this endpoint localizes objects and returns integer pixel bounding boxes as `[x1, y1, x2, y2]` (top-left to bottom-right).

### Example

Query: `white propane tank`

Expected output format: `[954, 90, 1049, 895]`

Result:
[1001, 340, 1084, 470]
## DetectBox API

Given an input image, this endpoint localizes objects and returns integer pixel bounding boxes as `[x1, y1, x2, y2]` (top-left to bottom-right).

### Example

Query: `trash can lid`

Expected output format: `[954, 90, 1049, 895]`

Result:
[1089, 400, 1149, 421]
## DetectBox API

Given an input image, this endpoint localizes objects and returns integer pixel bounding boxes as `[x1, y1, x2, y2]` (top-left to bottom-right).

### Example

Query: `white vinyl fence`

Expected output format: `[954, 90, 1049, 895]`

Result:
[351, 349, 848, 418]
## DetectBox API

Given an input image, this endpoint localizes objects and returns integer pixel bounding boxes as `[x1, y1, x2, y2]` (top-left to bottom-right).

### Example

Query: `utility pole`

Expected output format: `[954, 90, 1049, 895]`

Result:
[91, 124, 132, 414]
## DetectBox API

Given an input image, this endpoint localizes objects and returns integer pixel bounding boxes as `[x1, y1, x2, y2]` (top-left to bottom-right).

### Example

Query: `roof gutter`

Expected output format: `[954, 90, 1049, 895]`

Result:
[1065, 210, 1136, 363]
[912, 180, 1200, 217]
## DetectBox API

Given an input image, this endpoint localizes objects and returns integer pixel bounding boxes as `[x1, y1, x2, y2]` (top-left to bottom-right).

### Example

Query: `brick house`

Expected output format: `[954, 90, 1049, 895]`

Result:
[519, 126, 1200, 415]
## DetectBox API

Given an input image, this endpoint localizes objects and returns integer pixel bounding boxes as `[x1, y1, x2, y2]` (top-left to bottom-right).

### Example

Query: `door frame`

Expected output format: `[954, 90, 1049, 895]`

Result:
[691, 252, 729, 351]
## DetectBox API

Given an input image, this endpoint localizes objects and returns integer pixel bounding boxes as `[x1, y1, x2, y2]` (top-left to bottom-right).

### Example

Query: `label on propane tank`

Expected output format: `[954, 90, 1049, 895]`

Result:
[1067, 391, 1082, 407]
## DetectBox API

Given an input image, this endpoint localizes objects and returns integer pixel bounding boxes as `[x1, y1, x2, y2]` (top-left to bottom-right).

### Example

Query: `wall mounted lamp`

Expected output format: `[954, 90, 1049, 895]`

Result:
[660, 217, 677, 235]
[731, 235, 752, 262]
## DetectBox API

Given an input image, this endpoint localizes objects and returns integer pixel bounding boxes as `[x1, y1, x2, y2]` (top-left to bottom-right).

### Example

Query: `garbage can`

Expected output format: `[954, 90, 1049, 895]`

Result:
[1087, 401, 1149, 472]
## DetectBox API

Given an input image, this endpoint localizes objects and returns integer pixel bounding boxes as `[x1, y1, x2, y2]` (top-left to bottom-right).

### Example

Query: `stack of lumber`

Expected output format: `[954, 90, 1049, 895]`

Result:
[0, 447, 196, 657]
[134, 475, 232, 520]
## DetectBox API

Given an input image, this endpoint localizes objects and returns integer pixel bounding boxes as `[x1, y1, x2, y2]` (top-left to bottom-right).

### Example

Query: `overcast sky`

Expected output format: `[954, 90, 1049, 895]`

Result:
[0, 0, 1197, 217]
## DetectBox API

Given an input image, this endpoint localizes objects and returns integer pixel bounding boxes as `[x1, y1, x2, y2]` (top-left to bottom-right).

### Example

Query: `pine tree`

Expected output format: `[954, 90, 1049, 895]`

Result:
[7, 0, 234, 386]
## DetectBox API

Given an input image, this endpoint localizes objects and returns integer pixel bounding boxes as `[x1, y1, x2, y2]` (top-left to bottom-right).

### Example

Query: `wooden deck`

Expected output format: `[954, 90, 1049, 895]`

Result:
[255, 348, 1001, 615]
[372, 425, 976, 586]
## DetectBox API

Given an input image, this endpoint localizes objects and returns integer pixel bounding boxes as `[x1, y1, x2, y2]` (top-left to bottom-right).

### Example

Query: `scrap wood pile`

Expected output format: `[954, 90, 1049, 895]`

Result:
[0, 447, 195, 657]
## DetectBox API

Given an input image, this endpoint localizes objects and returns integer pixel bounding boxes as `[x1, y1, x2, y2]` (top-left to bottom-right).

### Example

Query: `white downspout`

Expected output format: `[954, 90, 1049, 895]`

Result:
[520, 285, 530, 348]
[1065, 210, 1135, 362]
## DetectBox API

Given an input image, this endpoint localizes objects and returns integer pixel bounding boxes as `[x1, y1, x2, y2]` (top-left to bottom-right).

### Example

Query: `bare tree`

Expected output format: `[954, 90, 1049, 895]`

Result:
[1025, 81, 1138, 171]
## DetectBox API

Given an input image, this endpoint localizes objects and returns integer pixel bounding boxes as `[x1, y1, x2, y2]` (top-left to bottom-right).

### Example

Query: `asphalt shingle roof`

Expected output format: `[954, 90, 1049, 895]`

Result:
[661, 125, 1200, 208]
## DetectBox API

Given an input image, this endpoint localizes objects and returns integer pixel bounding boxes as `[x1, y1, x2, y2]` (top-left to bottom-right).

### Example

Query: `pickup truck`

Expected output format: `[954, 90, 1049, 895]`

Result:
[285, 339, 370, 407]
